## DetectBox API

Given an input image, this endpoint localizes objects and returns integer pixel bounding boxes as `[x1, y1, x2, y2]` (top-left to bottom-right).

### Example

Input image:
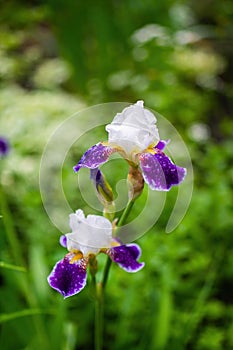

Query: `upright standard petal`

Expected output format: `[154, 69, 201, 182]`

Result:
[69, 209, 85, 232]
[109, 243, 145, 272]
[66, 209, 113, 256]
[47, 257, 87, 298]
[73, 143, 116, 172]
[106, 101, 159, 157]
[139, 152, 186, 191]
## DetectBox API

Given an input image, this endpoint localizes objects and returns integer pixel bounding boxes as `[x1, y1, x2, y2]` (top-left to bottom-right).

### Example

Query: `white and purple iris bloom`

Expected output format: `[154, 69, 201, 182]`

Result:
[73, 101, 186, 191]
[48, 210, 144, 298]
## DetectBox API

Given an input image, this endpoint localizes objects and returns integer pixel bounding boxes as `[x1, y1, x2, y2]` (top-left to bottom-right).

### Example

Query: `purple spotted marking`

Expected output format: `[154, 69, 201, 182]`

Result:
[47, 256, 87, 298]
[139, 152, 186, 191]
[73, 143, 115, 172]
[110, 243, 144, 272]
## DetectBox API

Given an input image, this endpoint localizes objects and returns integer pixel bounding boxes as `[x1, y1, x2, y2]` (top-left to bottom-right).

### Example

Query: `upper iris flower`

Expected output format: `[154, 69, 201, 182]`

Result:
[47, 209, 144, 298]
[73, 101, 186, 191]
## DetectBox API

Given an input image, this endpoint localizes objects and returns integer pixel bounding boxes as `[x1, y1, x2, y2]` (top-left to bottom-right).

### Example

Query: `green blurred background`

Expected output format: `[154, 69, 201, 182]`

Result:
[0, 0, 233, 349]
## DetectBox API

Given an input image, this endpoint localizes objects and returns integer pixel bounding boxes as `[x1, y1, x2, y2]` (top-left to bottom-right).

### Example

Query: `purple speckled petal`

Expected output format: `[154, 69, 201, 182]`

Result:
[109, 244, 144, 273]
[73, 143, 116, 172]
[154, 139, 170, 151]
[47, 257, 87, 298]
[59, 235, 67, 248]
[139, 152, 186, 191]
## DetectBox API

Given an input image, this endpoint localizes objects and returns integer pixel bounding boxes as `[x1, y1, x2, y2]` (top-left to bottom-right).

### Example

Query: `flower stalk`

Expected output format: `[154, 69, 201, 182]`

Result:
[95, 198, 136, 350]
[94, 282, 104, 350]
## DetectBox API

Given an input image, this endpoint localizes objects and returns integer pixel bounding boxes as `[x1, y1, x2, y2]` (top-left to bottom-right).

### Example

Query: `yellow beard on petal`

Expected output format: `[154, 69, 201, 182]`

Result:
[145, 144, 158, 155]
[111, 240, 121, 248]
[69, 250, 83, 264]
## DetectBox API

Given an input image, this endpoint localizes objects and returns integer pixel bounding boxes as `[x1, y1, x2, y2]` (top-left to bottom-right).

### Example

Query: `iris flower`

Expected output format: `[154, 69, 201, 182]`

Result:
[0, 136, 9, 157]
[73, 101, 186, 191]
[48, 209, 144, 298]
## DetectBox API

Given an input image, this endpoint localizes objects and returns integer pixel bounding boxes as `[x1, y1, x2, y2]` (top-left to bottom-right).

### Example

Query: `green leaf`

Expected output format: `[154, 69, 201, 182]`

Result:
[0, 261, 26, 272]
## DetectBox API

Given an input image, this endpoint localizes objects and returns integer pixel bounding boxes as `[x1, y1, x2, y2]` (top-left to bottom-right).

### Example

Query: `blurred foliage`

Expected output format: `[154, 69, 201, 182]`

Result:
[0, 0, 233, 349]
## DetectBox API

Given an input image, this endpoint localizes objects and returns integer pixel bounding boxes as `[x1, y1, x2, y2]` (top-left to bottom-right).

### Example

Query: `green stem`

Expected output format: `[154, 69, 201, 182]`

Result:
[101, 199, 135, 290]
[117, 199, 135, 227]
[95, 283, 104, 350]
[94, 199, 136, 350]
[102, 256, 112, 289]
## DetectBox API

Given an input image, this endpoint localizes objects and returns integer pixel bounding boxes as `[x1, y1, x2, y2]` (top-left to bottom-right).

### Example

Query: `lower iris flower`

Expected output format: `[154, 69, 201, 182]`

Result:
[47, 209, 144, 298]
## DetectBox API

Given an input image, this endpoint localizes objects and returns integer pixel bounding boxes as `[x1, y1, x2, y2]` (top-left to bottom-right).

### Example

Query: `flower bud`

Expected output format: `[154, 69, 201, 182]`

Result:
[90, 168, 115, 220]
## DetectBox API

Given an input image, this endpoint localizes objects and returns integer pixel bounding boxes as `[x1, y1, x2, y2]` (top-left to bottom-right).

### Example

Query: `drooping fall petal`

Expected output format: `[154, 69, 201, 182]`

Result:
[73, 143, 116, 172]
[109, 243, 145, 272]
[47, 257, 87, 298]
[139, 152, 186, 191]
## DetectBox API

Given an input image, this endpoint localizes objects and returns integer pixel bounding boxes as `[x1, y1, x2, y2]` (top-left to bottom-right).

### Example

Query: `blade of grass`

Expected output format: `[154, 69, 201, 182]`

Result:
[150, 270, 173, 350]
[182, 247, 223, 347]
[0, 261, 27, 272]
[0, 308, 54, 323]
[0, 182, 49, 349]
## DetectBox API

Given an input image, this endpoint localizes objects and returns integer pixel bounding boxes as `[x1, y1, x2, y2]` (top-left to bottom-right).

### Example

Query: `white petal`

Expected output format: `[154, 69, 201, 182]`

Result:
[86, 214, 112, 231]
[106, 101, 159, 158]
[66, 210, 112, 255]
[66, 232, 81, 251]
[69, 209, 85, 231]
[136, 100, 144, 107]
